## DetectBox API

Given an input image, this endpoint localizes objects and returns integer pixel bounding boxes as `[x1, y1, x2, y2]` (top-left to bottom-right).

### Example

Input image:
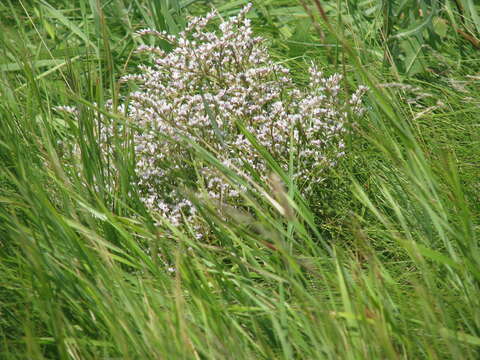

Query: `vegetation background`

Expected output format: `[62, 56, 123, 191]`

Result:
[0, 0, 479, 358]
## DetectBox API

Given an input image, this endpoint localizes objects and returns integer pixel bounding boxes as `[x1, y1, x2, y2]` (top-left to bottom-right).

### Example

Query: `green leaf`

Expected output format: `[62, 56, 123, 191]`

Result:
[390, 7, 436, 40]
[39, 1, 98, 54]
[433, 17, 448, 37]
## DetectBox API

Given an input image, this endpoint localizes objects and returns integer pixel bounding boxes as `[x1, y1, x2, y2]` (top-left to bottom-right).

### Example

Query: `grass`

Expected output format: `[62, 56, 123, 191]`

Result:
[0, 0, 479, 359]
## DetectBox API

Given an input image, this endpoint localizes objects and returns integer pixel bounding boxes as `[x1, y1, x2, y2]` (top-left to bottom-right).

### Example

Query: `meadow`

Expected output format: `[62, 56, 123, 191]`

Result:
[0, 0, 479, 359]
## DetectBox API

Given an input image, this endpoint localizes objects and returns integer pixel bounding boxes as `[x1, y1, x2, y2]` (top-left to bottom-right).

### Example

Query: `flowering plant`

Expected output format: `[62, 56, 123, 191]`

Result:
[59, 4, 366, 231]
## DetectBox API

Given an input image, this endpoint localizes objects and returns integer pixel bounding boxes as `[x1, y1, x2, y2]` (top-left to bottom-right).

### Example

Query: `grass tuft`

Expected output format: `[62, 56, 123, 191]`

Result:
[1, 0, 479, 359]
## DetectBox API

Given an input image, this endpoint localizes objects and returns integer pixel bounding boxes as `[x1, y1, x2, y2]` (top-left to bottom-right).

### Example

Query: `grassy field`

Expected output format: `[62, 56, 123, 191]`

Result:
[0, 0, 479, 359]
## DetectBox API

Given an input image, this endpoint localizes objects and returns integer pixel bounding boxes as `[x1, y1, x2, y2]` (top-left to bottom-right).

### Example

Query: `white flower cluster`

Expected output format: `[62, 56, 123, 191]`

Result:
[63, 4, 366, 228]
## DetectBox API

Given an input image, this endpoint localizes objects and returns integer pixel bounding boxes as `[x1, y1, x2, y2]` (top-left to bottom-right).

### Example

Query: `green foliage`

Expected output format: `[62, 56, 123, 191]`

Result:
[1, 0, 479, 359]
